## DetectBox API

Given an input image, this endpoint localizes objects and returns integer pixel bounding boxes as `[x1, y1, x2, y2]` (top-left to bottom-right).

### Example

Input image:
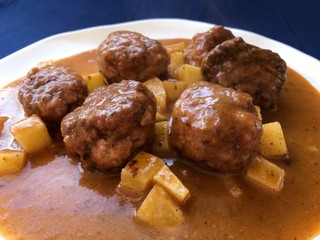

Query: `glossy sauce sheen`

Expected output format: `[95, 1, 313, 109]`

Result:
[0, 40, 320, 240]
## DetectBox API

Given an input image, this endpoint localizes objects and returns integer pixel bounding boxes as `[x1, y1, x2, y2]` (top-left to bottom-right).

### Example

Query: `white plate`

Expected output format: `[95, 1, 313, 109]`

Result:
[0, 18, 319, 92]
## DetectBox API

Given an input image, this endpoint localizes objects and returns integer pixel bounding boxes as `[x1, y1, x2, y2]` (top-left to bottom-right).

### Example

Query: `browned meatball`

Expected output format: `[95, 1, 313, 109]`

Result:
[171, 81, 262, 173]
[97, 31, 169, 83]
[61, 80, 156, 171]
[18, 65, 87, 122]
[201, 37, 287, 111]
[184, 26, 235, 67]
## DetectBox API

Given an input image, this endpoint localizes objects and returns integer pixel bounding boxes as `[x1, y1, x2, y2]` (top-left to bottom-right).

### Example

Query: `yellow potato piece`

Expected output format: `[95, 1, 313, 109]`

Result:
[136, 184, 184, 228]
[0, 150, 26, 175]
[10, 115, 52, 154]
[152, 121, 172, 154]
[120, 152, 165, 192]
[259, 121, 288, 160]
[162, 80, 186, 102]
[153, 165, 190, 203]
[165, 42, 185, 54]
[246, 155, 285, 192]
[155, 111, 170, 122]
[143, 77, 167, 112]
[254, 105, 262, 121]
[83, 72, 106, 93]
[177, 64, 203, 86]
[168, 52, 184, 78]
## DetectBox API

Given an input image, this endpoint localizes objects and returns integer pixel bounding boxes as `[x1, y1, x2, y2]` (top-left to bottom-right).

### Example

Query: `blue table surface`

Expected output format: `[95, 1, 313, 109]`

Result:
[0, 0, 319, 61]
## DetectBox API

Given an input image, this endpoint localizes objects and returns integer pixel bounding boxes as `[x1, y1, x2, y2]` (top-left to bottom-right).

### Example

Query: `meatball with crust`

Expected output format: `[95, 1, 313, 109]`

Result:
[184, 26, 235, 67]
[61, 80, 156, 171]
[18, 65, 87, 122]
[201, 37, 287, 110]
[97, 31, 169, 83]
[171, 81, 262, 173]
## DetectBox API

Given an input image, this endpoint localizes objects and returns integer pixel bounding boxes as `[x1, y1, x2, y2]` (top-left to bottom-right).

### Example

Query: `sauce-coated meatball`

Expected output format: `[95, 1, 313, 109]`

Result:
[184, 26, 235, 67]
[18, 65, 87, 122]
[97, 31, 169, 83]
[61, 80, 156, 171]
[201, 37, 287, 110]
[171, 81, 262, 173]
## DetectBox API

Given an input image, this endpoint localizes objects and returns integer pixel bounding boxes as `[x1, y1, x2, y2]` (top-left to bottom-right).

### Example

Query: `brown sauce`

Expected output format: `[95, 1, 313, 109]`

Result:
[0, 39, 320, 240]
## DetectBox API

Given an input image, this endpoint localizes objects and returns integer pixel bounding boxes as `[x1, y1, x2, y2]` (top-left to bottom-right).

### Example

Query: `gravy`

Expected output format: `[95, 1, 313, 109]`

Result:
[0, 40, 319, 240]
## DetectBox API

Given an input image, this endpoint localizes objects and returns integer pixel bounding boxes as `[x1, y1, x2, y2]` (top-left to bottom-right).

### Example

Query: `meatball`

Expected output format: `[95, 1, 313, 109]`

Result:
[201, 37, 287, 110]
[171, 81, 262, 173]
[18, 65, 87, 122]
[184, 26, 235, 67]
[97, 31, 169, 83]
[61, 80, 156, 171]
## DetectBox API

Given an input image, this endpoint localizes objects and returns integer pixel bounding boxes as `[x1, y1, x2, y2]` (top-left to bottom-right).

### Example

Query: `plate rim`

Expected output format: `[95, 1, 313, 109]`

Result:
[0, 18, 319, 91]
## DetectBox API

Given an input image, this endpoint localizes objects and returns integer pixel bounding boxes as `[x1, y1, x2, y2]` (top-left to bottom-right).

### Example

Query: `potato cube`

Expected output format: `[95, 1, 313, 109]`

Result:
[168, 52, 184, 79]
[165, 42, 185, 54]
[254, 105, 262, 121]
[10, 115, 52, 154]
[120, 152, 165, 192]
[246, 155, 285, 192]
[152, 121, 172, 154]
[143, 77, 167, 112]
[153, 165, 190, 203]
[177, 64, 203, 86]
[0, 116, 8, 134]
[155, 111, 170, 122]
[136, 184, 184, 227]
[0, 150, 26, 175]
[259, 122, 288, 160]
[83, 72, 106, 93]
[163, 80, 186, 102]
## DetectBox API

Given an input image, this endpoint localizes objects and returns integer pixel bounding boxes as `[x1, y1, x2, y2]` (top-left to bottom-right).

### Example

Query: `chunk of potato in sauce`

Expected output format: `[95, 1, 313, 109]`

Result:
[0, 39, 319, 240]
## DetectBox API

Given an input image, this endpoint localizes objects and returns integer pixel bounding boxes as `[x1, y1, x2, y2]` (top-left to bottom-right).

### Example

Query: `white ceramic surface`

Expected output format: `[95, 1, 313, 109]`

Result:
[0, 18, 319, 91]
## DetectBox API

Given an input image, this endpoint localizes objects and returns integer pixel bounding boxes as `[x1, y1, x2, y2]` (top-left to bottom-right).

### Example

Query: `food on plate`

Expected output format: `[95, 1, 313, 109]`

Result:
[0, 150, 26, 175]
[61, 80, 156, 171]
[153, 164, 190, 203]
[136, 184, 184, 227]
[171, 81, 262, 173]
[152, 121, 172, 154]
[82, 71, 107, 93]
[9, 114, 52, 153]
[18, 65, 87, 122]
[97, 31, 169, 83]
[0, 24, 319, 240]
[184, 25, 235, 66]
[246, 155, 285, 192]
[201, 37, 287, 110]
[120, 151, 165, 192]
[259, 121, 288, 160]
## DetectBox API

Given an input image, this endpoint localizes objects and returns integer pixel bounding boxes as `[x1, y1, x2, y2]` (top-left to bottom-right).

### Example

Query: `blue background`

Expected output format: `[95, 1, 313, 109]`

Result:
[0, 0, 319, 60]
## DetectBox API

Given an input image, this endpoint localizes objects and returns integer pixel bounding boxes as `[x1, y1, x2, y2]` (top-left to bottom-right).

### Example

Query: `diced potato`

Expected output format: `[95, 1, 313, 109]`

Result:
[0, 150, 26, 175]
[246, 155, 285, 192]
[83, 72, 106, 93]
[153, 165, 190, 203]
[120, 152, 165, 192]
[156, 111, 170, 122]
[259, 122, 288, 160]
[165, 42, 185, 54]
[255, 105, 262, 121]
[163, 80, 186, 102]
[152, 121, 172, 154]
[0, 116, 8, 134]
[143, 77, 167, 112]
[10, 115, 52, 154]
[136, 184, 184, 227]
[177, 64, 203, 86]
[168, 52, 184, 79]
